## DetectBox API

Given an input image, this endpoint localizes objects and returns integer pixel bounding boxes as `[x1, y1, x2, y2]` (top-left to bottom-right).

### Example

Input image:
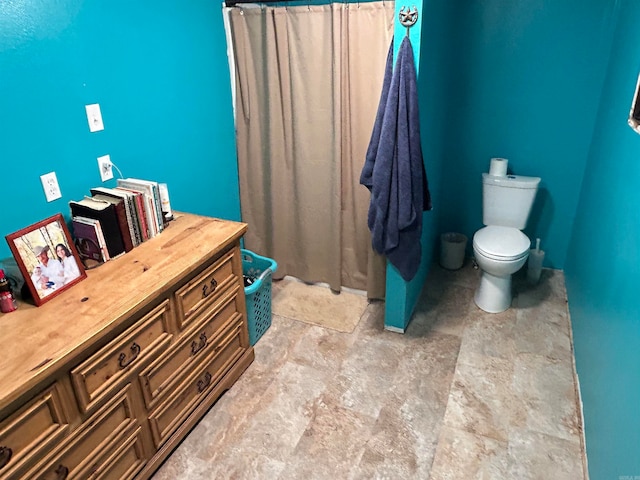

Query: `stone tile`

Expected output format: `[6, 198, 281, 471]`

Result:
[199, 361, 329, 470]
[337, 334, 409, 418]
[429, 425, 509, 480]
[199, 452, 286, 479]
[252, 314, 313, 370]
[395, 331, 461, 407]
[153, 266, 586, 480]
[410, 283, 475, 337]
[353, 333, 463, 478]
[288, 324, 354, 372]
[458, 308, 516, 361]
[510, 353, 582, 444]
[507, 428, 585, 480]
[513, 269, 568, 315]
[356, 396, 440, 480]
[443, 353, 515, 442]
[221, 314, 312, 418]
[278, 395, 375, 479]
[514, 310, 573, 363]
[151, 444, 210, 480]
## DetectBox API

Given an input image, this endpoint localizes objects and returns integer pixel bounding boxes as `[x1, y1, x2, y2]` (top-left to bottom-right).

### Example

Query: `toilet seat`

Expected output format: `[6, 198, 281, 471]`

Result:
[473, 226, 530, 261]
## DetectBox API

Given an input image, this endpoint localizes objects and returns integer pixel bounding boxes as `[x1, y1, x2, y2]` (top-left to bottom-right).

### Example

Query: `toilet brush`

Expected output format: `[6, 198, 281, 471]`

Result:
[527, 238, 544, 285]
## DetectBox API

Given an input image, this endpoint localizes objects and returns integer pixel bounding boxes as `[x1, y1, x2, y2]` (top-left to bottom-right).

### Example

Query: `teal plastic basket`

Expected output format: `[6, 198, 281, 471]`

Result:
[241, 249, 278, 346]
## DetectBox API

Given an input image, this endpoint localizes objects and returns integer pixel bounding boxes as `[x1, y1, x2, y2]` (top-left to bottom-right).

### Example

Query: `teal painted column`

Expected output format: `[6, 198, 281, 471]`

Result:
[384, 0, 429, 333]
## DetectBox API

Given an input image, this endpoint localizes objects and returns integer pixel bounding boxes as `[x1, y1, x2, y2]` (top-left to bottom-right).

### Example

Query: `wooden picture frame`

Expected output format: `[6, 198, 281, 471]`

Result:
[5, 213, 86, 306]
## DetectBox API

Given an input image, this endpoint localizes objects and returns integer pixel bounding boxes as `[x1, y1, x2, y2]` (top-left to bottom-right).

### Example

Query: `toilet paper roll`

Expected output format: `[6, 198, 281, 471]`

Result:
[489, 158, 508, 176]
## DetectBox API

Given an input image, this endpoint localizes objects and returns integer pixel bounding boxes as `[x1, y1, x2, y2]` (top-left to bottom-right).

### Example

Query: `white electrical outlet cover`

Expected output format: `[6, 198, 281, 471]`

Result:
[97, 154, 113, 182]
[40, 172, 62, 202]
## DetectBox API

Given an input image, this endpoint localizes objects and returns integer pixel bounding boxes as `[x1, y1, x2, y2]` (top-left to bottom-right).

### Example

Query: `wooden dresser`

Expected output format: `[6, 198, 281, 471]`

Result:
[0, 213, 254, 479]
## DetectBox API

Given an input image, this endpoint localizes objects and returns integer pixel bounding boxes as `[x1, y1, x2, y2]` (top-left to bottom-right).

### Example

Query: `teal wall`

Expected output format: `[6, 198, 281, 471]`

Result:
[0, 1, 240, 261]
[389, 0, 616, 328]
[565, 1, 640, 477]
[434, 0, 615, 269]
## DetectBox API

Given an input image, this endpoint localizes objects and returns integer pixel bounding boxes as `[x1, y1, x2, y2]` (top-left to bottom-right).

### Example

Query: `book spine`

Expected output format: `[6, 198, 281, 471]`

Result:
[122, 196, 140, 247]
[90, 188, 141, 247]
[150, 183, 164, 233]
[117, 180, 162, 236]
[92, 219, 111, 261]
[125, 192, 144, 243]
[133, 194, 150, 241]
[144, 194, 158, 238]
[116, 188, 149, 241]
[113, 201, 134, 252]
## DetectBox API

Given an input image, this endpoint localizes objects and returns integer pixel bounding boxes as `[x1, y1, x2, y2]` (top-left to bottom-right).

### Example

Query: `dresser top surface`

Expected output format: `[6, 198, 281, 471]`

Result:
[0, 213, 247, 411]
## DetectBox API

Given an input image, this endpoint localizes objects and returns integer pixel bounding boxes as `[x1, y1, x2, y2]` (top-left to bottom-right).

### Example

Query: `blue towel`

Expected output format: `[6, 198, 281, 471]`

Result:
[360, 37, 431, 282]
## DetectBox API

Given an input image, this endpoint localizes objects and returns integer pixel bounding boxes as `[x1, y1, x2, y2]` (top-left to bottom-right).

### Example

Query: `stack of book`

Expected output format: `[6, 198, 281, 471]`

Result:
[69, 178, 171, 267]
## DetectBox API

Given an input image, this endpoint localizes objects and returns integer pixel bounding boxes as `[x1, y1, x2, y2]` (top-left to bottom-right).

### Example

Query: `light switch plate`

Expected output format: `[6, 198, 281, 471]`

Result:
[40, 172, 62, 202]
[85, 103, 104, 132]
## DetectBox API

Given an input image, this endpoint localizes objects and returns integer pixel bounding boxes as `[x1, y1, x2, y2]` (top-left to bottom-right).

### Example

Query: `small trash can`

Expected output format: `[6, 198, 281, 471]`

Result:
[242, 249, 278, 346]
[440, 232, 467, 270]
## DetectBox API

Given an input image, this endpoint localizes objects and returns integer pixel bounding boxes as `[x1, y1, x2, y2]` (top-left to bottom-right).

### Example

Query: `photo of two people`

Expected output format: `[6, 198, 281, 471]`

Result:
[5, 214, 86, 306]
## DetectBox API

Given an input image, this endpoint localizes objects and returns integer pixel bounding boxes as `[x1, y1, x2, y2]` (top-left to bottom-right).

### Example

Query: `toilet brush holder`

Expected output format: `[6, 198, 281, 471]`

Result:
[527, 249, 545, 285]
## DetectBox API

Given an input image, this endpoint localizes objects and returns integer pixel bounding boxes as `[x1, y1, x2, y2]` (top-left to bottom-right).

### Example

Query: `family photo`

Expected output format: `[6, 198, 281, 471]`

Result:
[5, 214, 86, 306]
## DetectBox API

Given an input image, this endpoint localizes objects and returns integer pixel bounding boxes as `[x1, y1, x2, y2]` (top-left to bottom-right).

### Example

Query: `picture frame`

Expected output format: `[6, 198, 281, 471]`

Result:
[5, 213, 86, 306]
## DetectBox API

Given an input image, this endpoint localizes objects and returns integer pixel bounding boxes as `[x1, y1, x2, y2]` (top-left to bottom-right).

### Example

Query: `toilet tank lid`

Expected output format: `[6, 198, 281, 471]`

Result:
[482, 173, 541, 189]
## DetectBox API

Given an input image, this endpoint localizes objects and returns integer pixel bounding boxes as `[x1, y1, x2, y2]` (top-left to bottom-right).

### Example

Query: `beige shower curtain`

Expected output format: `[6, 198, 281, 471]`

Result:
[228, 1, 394, 298]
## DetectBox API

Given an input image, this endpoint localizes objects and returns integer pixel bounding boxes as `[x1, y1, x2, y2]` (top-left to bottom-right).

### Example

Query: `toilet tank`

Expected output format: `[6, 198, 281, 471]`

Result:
[482, 173, 541, 229]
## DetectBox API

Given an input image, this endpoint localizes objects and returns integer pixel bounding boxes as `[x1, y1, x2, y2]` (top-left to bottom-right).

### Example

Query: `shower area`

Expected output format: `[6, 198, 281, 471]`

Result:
[223, 0, 396, 301]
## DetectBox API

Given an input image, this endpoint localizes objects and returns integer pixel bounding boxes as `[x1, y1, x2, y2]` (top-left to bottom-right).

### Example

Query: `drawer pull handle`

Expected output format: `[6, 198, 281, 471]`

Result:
[55, 464, 69, 479]
[0, 446, 12, 469]
[191, 332, 207, 355]
[197, 372, 212, 393]
[118, 342, 141, 369]
[201, 278, 218, 298]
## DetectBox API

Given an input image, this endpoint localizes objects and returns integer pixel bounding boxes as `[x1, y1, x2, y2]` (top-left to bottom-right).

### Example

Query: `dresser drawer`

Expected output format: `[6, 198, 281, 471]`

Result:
[0, 383, 70, 479]
[139, 288, 243, 409]
[148, 320, 245, 449]
[29, 385, 138, 480]
[84, 427, 145, 480]
[174, 249, 238, 330]
[71, 300, 173, 414]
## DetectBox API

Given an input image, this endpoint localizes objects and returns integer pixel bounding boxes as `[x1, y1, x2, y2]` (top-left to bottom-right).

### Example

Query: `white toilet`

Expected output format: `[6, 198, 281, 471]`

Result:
[473, 173, 541, 313]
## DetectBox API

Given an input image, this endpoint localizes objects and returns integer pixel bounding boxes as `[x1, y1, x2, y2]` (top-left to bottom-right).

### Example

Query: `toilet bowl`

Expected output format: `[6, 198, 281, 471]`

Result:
[473, 225, 530, 313]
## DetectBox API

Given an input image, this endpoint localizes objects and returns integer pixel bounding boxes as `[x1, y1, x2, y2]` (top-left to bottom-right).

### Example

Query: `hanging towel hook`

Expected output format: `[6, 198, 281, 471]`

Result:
[398, 6, 418, 36]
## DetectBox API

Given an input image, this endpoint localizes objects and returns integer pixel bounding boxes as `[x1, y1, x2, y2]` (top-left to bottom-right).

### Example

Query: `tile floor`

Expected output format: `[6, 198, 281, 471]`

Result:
[153, 263, 586, 479]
